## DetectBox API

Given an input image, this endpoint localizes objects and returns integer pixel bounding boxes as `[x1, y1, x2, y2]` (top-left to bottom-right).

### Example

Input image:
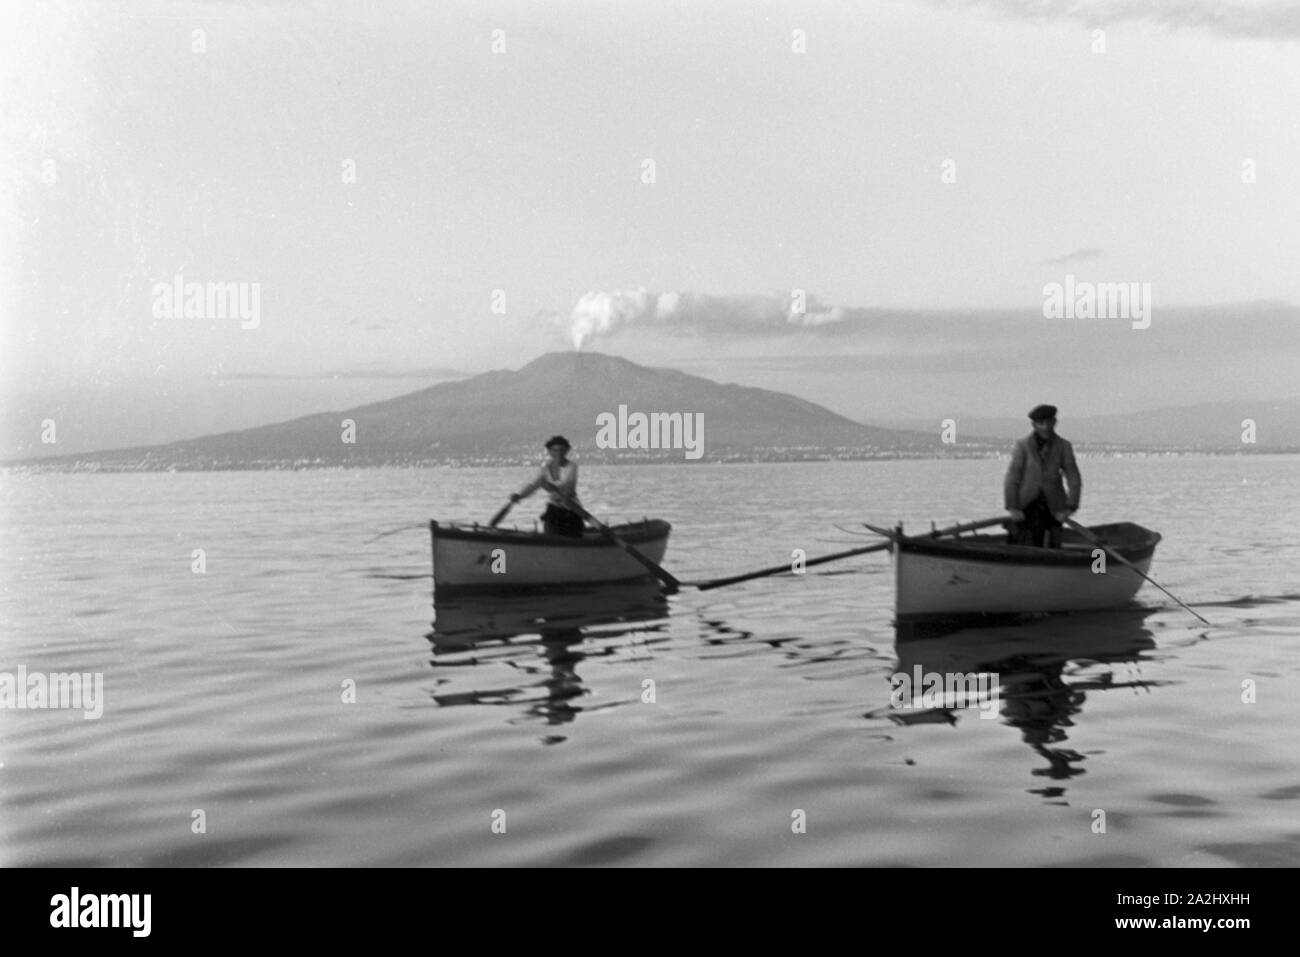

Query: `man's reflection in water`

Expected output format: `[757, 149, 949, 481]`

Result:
[533, 627, 586, 727]
[427, 581, 669, 744]
[996, 664, 1088, 780]
[888, 613, 1157, 799]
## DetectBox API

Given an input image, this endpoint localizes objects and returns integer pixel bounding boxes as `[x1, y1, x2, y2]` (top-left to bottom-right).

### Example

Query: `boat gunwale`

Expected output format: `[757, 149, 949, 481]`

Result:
[895, 522, 1161, 567]
[431, 518, 671, 548]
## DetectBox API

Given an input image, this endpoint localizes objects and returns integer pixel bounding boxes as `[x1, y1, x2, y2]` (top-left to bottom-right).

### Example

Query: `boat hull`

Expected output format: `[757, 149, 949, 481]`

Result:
[894, 522, 1160, 620]
[431, 519, 671, 592]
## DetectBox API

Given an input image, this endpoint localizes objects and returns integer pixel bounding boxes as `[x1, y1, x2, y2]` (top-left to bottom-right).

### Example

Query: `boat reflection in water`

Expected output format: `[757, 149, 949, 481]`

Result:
[426, 582, 669, 739]
[878, 609, 1161, 799]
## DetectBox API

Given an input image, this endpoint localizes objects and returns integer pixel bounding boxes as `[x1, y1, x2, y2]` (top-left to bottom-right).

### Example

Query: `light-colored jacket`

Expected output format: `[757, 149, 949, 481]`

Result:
[1004, 434, 1081, 513]
[518, 460, 579, 508]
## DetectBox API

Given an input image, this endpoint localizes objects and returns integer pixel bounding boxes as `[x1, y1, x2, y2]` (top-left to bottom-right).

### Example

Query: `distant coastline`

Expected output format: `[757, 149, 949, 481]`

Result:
[4, 445, 1292, 474]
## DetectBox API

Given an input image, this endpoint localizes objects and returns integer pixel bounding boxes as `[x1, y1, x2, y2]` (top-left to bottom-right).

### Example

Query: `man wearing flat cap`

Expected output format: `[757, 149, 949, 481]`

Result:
[1004, 405, 1081, 548]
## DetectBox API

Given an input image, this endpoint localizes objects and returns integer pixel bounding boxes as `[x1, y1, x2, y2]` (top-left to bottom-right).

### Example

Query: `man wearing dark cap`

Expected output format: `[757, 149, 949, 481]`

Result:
[512, 435, 584, 536]
[1004, 405, 1081, 548]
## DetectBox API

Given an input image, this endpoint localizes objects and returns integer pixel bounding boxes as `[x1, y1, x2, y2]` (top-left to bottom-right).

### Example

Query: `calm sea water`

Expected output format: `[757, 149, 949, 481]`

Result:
[2, 456, 1298, 867]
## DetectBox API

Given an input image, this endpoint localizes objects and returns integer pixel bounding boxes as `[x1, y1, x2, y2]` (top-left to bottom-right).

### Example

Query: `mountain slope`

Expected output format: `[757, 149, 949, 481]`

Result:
[13, 352, 971, 469]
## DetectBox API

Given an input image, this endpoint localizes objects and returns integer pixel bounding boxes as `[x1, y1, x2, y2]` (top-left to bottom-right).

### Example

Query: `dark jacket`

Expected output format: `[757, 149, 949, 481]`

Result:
[1004, 434, 1082, 513]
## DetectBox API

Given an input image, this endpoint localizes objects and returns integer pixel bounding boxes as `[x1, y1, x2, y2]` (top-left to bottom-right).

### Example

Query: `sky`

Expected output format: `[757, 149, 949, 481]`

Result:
[1, 0, 1298, 453]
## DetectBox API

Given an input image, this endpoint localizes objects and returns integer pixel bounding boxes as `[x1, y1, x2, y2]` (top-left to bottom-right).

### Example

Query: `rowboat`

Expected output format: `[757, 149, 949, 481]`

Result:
[892, 521, 1161, 623]
[430, 519, 671, 592]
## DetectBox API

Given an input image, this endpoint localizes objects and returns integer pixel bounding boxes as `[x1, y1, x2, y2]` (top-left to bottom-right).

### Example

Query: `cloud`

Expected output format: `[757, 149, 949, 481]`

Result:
[550, 297, 1300, 362]
[1042, 247, 1105, 266]
[925, 0, 1300, 38]
[554, 289, 847, 348]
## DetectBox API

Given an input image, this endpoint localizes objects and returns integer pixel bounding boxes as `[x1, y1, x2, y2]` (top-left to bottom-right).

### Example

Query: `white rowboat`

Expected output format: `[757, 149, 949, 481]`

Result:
[893, 521, 1161, 621]
[430, 519, 671, 592]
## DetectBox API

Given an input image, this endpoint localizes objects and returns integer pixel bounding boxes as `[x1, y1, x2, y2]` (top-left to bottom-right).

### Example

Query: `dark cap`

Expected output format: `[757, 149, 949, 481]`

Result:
[544, 435, 571, 450]
[1028, 404, 1058, 421]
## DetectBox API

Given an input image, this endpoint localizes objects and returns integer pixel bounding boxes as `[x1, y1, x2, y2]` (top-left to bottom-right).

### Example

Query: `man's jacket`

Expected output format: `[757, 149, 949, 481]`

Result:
[1003, 434, 1082, 512]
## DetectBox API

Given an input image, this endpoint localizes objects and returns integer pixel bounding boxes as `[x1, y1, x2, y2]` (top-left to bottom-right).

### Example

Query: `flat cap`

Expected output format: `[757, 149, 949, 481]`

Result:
[1028, 404, 1058, 421]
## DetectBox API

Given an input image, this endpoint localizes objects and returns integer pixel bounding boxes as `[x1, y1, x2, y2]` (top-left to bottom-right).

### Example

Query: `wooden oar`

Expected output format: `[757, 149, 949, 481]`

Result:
[1064, 518, 1209, 626]
[563, 500, 682, 593]
[488, 499, 515, 528]
[696, 515, 1008, 591]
